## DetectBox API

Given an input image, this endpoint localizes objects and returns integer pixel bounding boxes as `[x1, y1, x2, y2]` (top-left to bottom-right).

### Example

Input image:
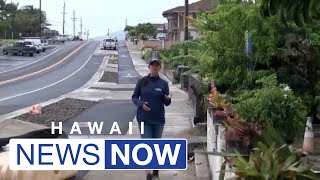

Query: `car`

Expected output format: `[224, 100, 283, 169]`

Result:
[22, 37, 44, 53]
[56, 35, 68, 43]
[2, 42, 36, 57]
[41, 39, 49, 51]
[103, 38, 117, 50]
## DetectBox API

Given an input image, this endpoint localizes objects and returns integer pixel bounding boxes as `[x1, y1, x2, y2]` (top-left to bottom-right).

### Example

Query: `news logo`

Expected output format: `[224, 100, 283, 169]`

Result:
[9, 139, 187, 170]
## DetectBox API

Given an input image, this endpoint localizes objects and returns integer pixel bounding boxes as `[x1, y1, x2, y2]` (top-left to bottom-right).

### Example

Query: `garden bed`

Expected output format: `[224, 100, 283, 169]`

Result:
[15, 98, 97, 127]
[108, 59, 118, 64]
[99, 71, 118, 83]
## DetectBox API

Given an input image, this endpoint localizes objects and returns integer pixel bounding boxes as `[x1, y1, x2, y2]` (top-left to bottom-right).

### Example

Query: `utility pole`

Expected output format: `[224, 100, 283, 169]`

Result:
[39, 0, 42, 38]
[184, 0, 189, 55]
[87, 30, 89, 41]
[107, 29, 109, 36]
[71, 10, 77, 37]
[62, 2, 66, 35]
[80, 18, 83, 37]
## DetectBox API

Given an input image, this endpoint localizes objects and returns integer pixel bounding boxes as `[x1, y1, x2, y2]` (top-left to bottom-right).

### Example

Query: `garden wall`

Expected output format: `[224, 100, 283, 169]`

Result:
[207, 109, 236, 180]
[142, 40, 180, 50]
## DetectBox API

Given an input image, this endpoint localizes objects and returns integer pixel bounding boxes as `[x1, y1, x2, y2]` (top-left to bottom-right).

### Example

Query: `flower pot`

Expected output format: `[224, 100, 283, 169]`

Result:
[213, 114, 225, 124]
[208, 107, 225, 124]
[225, 140, 250, 155]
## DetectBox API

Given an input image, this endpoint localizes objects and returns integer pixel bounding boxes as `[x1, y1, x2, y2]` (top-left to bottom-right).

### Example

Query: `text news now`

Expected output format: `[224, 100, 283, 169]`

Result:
[9, 139, 187, 170]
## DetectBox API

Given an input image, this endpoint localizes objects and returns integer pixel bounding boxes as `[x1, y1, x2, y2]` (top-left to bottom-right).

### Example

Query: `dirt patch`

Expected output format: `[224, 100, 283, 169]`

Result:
[99, 71, 118, 83]
[15, 98, 97, 127]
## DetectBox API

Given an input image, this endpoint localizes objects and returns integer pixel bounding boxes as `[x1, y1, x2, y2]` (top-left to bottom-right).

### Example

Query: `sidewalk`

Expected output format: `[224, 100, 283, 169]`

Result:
[82, 42, 201, 180]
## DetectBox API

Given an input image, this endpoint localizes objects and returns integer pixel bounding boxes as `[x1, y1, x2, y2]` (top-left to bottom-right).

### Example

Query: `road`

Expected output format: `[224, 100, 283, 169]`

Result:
[63, 41, 141, 136]
[0, 41, 102, 115]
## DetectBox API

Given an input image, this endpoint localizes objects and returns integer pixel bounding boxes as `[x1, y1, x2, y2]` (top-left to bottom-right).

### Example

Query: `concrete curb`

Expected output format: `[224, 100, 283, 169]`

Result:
[195, 151, 212, 180]
[0, 46, 109, 122]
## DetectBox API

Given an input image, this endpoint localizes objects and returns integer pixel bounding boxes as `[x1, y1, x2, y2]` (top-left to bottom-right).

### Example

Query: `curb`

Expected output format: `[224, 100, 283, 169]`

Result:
[195, 150, 212, 180]
[0, 47, 109, 122]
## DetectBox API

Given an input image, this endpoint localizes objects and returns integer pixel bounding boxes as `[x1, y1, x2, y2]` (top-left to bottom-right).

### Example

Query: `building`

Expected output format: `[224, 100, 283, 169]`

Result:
[162, 0, 214, 41]
[151, 23, 168, 40]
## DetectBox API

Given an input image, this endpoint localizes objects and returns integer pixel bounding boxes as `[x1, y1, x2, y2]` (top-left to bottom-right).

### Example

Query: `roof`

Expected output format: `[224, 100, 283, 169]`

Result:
[163, 0, 213, 17]
[151, 24, 165, 30]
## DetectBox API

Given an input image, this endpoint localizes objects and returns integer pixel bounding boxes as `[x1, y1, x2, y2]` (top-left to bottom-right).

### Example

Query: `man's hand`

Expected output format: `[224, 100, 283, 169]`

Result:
[142, 102, 151, 112]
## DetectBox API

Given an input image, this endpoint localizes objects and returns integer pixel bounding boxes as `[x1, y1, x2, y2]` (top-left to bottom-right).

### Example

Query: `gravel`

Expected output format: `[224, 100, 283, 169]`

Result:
[15, 98, 97, 127]
[99, 71, 118, 83]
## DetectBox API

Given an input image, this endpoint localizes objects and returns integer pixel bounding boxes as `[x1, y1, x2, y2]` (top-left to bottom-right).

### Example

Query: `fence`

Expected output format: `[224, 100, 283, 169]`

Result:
[142, 40, 180, 50]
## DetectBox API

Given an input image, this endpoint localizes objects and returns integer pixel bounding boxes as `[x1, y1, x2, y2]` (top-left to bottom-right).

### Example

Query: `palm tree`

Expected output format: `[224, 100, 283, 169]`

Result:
[260, 0, 320, 26]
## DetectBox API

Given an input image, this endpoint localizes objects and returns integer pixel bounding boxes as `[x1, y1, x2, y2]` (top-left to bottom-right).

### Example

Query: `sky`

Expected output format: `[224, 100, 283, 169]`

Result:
[11, 0, 199, 38]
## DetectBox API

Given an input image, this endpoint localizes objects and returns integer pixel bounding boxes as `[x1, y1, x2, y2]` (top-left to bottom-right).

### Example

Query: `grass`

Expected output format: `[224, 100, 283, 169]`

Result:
[0, 39, 17, 47]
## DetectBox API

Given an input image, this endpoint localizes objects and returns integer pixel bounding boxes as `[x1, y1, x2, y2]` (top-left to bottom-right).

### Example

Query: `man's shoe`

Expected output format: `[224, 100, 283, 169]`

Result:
[153, 170, 159, 178]
[146, 173, 153, 180]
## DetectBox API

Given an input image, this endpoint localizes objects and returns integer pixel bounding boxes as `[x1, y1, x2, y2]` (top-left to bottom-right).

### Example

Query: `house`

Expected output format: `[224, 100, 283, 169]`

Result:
[162, 0, 214, 41]
[151, 23, 168, 40]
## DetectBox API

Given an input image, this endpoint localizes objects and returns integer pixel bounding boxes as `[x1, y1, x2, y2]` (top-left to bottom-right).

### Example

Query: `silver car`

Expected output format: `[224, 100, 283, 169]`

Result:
[103, 38, 117, 50]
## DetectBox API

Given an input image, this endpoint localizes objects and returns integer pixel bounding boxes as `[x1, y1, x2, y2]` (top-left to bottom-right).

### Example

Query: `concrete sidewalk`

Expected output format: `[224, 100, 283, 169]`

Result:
[82, 42, 200, 180]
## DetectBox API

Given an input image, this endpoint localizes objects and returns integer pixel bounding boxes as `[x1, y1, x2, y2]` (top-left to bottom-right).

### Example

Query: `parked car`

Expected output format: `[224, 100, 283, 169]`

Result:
[22, 37, 44, 53]
[41, 39, 49, 51]
[103, 38, 117, 50]
[56, 35, 68, 43]
[2, 42, 36, 57]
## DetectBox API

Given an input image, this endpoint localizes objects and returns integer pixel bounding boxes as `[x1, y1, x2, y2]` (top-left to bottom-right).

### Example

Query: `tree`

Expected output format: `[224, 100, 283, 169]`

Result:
[0, 1, 48, 39]
[260, 0, 320, 26]
[136, 23, 156, 39]
[124, 25, 135, 32]
[177, 1, 320, 125]
[125, 23, 156, 40]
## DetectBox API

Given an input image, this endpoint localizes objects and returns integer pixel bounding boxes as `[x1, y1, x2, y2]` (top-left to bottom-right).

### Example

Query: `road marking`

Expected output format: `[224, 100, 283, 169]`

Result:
[0, 48, 59, 74]
[0, 42, 89, 85]
[0, 54, 93, 102]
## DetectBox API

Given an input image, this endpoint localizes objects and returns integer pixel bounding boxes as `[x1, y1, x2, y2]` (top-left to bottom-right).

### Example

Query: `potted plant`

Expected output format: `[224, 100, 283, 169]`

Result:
[222, 113, 263, 155]
[204, 125, 319, 180]
[207, 84, 231, 124]
[225, 142, 319, 180]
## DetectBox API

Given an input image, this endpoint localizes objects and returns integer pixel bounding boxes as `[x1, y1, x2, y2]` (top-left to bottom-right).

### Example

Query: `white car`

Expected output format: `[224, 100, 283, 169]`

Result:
[41, 39, 49, 50]
[22, 37, 44, 53]
[56, 36, 68, 43]
[103, 38, 117, 50]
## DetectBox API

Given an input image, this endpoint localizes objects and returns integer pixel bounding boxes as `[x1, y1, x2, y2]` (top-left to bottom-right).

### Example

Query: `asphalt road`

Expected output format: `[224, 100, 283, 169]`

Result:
[0, 41, 102, 115]
[64, 41, 141, 136]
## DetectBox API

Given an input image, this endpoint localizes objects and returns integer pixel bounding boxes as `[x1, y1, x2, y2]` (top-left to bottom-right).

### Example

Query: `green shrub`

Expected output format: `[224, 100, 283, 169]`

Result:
[143, 50, 152, 63]
[235, 75, 308, 140]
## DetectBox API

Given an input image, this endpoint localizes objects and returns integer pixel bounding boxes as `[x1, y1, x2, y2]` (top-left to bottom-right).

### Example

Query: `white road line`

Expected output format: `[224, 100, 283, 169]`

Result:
[0, 55, 93, 102]
[0, 48, 59, 74]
